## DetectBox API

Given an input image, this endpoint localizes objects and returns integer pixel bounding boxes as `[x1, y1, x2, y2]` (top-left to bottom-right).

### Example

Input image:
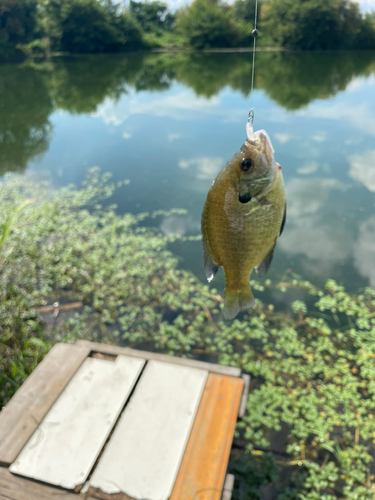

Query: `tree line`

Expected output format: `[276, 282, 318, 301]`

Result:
[1, 0, 375, 61]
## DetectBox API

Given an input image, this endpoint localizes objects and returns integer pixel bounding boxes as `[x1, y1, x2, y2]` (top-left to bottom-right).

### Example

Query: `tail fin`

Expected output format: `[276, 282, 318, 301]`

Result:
[223, 287, 255, 320]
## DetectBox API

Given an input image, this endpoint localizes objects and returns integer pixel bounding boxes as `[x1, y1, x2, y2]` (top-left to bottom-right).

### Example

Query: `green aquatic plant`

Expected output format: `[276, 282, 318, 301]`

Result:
[1, 170, 375, 499]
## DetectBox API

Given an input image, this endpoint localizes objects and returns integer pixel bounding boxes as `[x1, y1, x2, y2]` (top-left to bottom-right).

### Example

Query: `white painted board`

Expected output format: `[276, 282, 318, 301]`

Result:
[90, 360, 208, 500]
[10, 355, 145, 489]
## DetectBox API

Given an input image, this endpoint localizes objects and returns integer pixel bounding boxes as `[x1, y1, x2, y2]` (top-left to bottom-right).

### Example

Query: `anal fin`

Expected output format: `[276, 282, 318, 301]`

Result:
[256, 244, 276, 278]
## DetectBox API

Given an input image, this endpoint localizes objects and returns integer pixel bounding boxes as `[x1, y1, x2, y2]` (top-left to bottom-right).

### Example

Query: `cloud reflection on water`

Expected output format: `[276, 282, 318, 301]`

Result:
[349, 150, 375, 192]
[278, 178, 354, 277]
[354, 217, 375, 287]
[178, 157, 223, 180]
[92, 90, 222, 126]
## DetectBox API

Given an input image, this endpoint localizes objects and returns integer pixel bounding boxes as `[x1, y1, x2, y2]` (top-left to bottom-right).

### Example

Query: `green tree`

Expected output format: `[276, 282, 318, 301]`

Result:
[232, 0, 258, 23]
[129, 0, 174, 34]
[37, 0, 144, 53]
[175, 0, 239, 49]
[231, 0, 272, 46]
[334, 0, 366, 48]
[261, 0, 341, 50]
[355, 12, 375, 49]
[231, 0, 257, 46]
[261, 0, 375, 50]
[0, 0, 38, 61]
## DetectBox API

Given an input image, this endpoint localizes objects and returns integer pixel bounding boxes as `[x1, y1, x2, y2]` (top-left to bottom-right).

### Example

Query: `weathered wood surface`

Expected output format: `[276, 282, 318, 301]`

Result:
[222, 474, 235, 500]
[34, 302, 83, 314]
[10, 356, 145, 490]
[0, 343, 91, 466]
[0, 467, 78, 500]
[238, 373, 251, 419]
[169, 373, 243, 500]
[88, 488, 134, 500]
[77, 340, 241, 377]
[90, 360, 208, 500]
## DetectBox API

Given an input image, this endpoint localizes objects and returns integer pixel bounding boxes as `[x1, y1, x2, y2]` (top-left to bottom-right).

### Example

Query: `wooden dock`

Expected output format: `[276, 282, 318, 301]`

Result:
[0, 340, 249, 500]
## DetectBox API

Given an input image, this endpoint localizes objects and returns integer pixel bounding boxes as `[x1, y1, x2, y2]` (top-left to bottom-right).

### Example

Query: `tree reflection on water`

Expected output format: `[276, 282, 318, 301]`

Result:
[1, 50, 375, 174]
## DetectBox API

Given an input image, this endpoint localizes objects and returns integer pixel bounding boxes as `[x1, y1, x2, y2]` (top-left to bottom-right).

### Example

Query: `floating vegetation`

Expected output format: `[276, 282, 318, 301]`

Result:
[1, 170, 375, 498]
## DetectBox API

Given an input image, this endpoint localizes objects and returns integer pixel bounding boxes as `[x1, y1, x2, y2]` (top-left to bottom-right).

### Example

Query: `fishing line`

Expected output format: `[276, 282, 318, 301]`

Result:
[248, 0, 258, 125]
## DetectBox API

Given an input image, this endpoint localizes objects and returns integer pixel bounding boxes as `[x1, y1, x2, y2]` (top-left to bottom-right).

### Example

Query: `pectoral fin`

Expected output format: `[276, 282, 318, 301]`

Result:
[256, 244, 276, 278]
[203, 248, 219, 283]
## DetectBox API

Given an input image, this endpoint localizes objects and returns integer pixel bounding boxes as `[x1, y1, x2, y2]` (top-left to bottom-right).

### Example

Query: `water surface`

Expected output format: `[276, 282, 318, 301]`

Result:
[1, 51, 375, 293]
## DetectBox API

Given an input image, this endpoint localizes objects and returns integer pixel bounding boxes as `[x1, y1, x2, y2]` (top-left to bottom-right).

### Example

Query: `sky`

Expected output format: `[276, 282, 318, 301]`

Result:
[359, 0, 375, 12]
[118, 0, 375, 12]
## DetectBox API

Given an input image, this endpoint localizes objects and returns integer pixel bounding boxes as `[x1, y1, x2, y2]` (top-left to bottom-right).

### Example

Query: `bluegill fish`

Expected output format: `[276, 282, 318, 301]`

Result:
[201, 122, 286, 320]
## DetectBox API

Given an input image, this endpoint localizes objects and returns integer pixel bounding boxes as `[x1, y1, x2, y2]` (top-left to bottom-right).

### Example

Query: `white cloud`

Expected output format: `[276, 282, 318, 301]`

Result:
[297, 161, 318, 175]
[178, 157, 223, 179]
[354, 217, 375, 286]
[312, 132, 326, 143]
[285, 177, 346, 221]
[297, 102, 375, 138]
[116, 0, 375, 12]
[356, 0, 375, 12]
[93, 97, 129, 125]
[278, 177, 353, 265]
[346, 74, 375, 92]
[349, 150, 375, 192]
[178, 160, 190, 169]
[274, 133, 291, 144]
[122, 132, 131, 139]
[160, 214, 200, 236]
[279, 225, 352, 263]
[93, 90, 221, 126]
[168, 133, 181, 142]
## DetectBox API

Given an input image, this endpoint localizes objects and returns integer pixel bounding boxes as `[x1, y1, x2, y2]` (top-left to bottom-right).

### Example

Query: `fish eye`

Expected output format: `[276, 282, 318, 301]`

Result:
[240, 158, 253, 172]
[239, 193, 252, 204]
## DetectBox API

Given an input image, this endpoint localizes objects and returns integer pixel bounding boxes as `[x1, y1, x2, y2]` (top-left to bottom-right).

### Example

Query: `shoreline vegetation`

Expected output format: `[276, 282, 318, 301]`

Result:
[24, 46, 288, 58]
[1, 0, 375, 62]
[2, 171, 375, 498]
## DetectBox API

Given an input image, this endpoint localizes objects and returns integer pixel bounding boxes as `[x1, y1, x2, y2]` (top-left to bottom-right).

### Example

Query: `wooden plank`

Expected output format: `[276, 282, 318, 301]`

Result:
[10, 355, 145, 490]
[88, 490, 133, 500]
[169, 373, 243, 500]
[238, 374, 251, 419]
[0, 467, 78, 500]
[222, 474, 235, 500]
[0, 343, 91, 465]
[90, 360, 208, 500]
[77, 340, 241, 377]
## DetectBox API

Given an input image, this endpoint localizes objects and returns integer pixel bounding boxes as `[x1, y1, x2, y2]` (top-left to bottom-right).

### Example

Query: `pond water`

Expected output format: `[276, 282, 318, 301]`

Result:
[1, 50, 375, 293]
